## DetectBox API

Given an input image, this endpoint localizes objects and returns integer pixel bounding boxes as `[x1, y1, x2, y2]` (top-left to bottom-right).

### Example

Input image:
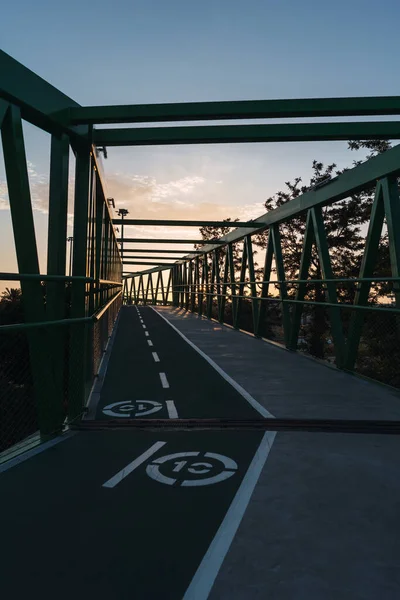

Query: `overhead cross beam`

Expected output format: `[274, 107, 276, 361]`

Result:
[121, 255, 182, 260]
[123, 261, 176, 266]
[121, 248, 204, 254]
[120, 238, 225, 244]
[112, 219, 261, 227]
[94, 122, 400, 147]
[68, 96, 400, 125]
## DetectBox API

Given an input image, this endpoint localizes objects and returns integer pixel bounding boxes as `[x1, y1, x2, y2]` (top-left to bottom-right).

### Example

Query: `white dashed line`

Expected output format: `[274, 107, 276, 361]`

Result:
[152, 352, 160, 363]
[142, 324, 146, 329]
[159, 372, 170, 389]
[145, 331, 149, 337]
[147, 340, 153, 347]
[166, 400, 178, 419]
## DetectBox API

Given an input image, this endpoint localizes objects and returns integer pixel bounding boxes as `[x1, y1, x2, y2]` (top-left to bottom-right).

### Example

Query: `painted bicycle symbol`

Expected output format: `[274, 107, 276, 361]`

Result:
[102, 400, 162, 418]
[146, 451, 238, 486]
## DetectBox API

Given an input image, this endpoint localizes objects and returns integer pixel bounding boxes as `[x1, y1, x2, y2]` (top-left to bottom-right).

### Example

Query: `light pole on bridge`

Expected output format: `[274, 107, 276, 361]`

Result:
[117, 208, 129, 260]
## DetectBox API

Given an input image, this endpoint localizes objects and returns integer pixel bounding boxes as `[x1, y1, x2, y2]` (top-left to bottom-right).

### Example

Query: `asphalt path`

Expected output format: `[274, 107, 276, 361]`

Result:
[0, 306, 273, 599]
[96, 305, 265, 421]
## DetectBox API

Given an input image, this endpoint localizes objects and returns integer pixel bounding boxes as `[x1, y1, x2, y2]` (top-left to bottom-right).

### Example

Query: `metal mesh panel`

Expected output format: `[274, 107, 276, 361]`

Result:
[91, 294, 122, 379]
[0, 331, 37, 453]
[355, 310, 400, 388]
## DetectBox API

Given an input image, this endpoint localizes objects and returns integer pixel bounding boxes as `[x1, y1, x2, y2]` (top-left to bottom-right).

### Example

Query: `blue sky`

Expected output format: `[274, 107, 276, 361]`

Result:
[1, 0, 400, 276]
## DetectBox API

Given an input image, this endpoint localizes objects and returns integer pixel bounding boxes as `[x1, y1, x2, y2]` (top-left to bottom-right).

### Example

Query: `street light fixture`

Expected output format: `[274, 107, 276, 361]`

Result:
[117, 209, 129, 257]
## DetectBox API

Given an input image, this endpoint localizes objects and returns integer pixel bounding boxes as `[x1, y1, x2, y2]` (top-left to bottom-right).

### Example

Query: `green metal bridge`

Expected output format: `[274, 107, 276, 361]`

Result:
[1, 50, 400, 599]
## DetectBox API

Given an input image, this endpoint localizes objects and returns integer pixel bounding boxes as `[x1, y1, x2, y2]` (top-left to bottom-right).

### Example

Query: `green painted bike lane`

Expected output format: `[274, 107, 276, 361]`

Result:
[0, 429, 270, 600]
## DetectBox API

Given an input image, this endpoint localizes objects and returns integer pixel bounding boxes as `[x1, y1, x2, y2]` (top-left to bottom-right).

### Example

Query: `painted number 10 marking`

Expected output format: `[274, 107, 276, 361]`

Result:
[172, 460, 214, 475]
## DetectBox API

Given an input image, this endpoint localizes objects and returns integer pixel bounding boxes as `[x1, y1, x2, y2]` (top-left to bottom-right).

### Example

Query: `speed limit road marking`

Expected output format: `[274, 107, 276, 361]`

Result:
[102, 444, 238, 489]
[146, 451, 238, 487]
[102, 399, 179, 419]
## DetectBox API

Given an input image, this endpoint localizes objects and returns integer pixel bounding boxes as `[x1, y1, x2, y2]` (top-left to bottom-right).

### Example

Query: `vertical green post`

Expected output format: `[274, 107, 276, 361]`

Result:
[245, 235, 259, 334]
[214, 250, 223, 320]
[198, 257, 206, 315]
[191, 259, 198, 312]
[288, 211, 314, 351]
[46, 133, 70, 431]
[69, 140, 91, 420]
[255, 229, 273, 337]
[235, 241, 248, 329]
[311, 207, 345, 367]
[228, 243, 237, 326]
[165, 269, 172, 305]
[206, 252, 216, 319]
[219, 248, 229, 323]
[344, 182, 385, 369]
[270, 225, 291, 346]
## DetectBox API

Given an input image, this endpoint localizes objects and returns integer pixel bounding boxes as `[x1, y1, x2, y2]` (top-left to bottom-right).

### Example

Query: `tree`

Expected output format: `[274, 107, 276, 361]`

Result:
[251, 141, 393, 357]
[198, 140, 394, 360]
[1, 287, 22, 303]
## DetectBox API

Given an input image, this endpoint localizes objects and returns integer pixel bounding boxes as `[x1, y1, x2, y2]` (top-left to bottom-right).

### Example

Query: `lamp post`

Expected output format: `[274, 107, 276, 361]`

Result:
[117, 208, 129, 260]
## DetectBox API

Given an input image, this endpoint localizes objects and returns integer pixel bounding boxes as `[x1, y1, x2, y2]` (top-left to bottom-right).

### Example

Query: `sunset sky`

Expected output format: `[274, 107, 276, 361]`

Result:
[1, 0, 400, 280]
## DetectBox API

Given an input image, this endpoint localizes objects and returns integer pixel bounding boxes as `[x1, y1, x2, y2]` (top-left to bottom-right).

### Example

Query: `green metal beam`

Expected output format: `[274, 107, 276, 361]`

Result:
[122, 255, 181, 260]
[122, 248, 203, 254]
[113, 218, 263, 227]
[123, 255, 180, 265]
[46, 133, 70, 430]
[0, 99, 9, 127]
[123, 261, 176, 266]
[0, 49, 85, 139]
[70, 96, 400, 125]
[121, 238, 224, 244]
[94, 121, 400, 147]
[69, 145, 91, 420]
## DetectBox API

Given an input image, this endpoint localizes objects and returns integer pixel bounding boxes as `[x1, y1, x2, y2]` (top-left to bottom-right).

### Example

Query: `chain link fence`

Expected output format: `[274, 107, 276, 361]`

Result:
[0, 291, 122, 457]
[0, 330, 37, 453]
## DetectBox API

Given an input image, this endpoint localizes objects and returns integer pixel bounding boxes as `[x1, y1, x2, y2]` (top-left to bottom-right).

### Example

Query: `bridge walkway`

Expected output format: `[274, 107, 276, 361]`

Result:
[1, 306, 400, 599]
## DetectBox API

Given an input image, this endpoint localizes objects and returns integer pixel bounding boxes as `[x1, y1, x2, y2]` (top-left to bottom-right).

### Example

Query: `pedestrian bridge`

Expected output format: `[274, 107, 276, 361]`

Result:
[1, 50, 400, 599]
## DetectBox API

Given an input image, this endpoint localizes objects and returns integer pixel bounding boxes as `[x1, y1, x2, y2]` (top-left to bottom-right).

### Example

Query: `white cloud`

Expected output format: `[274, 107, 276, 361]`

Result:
[0, 162, 266, 234]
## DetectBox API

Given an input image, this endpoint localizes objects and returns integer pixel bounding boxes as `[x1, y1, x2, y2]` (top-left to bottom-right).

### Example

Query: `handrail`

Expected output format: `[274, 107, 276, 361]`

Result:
[0, 273, 123, 285]
[92, 291, 122, 322]
[0, 272, 94, 282]
[0, 291, 122, 331]
[0, 316, 92, 332]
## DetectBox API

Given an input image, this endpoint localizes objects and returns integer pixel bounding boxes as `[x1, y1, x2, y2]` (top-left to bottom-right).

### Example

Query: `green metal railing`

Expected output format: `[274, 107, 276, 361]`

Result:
[0, 50, 123, 452]
[124, 166, 400, 389]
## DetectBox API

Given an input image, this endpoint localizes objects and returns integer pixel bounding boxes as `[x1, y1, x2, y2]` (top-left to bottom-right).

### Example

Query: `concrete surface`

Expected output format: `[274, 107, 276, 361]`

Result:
[155, 307, 400, 599]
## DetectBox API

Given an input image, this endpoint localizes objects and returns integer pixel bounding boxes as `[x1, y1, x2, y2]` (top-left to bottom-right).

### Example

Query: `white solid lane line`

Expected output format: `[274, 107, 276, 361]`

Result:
[147, 340, 153, 347]
[102, 441, 166, 489]
[166, 400, 178, 419]
[159, 372, 169, 389]
[152, 352, 160, 363]
[182, 431, 275, 600]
